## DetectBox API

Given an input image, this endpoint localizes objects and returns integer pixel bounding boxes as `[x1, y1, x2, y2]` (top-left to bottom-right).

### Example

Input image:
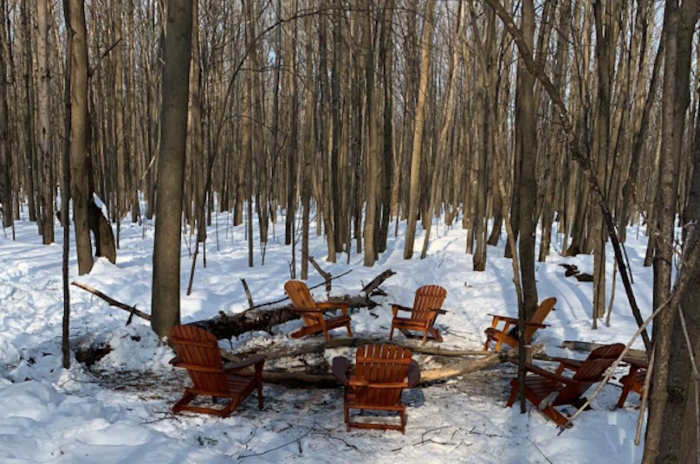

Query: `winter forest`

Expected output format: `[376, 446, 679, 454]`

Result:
[0, 0, 698, 462]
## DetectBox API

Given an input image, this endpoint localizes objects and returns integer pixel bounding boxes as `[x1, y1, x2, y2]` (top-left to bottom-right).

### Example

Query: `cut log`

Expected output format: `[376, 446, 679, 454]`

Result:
[561, 340, 647, 362]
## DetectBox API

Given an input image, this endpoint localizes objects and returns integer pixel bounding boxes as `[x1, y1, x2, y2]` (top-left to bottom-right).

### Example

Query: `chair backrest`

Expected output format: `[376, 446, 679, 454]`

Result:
[410, 285, 447, 322]
[170, 325, 229, 394]
[523, 297, 557, 342]
[559, 343, 624, 402]
[284, 280, 323, 327]
[353, 344, 412, 407]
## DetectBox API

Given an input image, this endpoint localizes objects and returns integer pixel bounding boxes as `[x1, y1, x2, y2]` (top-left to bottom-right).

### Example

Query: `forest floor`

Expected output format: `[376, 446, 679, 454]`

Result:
[0, 211, 652, 463]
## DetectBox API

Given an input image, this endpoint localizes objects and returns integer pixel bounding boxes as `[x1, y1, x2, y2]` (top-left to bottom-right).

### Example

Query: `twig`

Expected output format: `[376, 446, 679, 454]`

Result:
[237, 428, 311, 460]
[241, 279, 255, 309]
[635, 349, 654, 445]
[525, 438, 554, 464]
[605, 259, 618, 327]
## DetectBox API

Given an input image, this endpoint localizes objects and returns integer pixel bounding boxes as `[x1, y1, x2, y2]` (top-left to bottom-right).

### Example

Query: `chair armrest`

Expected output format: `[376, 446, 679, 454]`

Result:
[487, 314, 519, 324]
[332, 356, 350, 385]
[523, 321, 549, 329]
[289, 307, 322, 313]
[317, 302, 349, 316]
[225, 354, 266, 372]
[623, 357, 649, 369]
[408, 360, 421, 388]
[169, 356, 182, 366]
[317, 302, 348, 309]
[391, 303, 414, 311]
[551, 357, 582, 367]
[520, 362, 577, 385]
[430, 308, 448, 315]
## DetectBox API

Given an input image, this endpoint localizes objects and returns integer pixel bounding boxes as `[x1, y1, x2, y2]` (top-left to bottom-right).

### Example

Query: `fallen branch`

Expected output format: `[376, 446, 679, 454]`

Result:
[301, 251, 332, 291]
[71, 282, 151, 323]
[241, 279, 255, 308]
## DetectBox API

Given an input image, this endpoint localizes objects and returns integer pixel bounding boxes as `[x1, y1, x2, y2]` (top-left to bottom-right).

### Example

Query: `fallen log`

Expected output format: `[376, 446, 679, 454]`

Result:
[234, 337, 534, 360]
[253, 350, 523, 387]
[561, 340, 647, 362]
[193, 269, 396, 340]
[221, 339, 545, 387]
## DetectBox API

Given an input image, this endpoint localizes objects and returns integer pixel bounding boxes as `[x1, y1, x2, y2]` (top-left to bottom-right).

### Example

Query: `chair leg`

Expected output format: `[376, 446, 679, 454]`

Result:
[483, 336, 491, 351]
[616, 384, 631, 409]
[346, 322, 353, 337]
[400, 408, 407, 434]
[422, 331, 428, 345]
[345, 406, 350, 432]
[389, 326, 395, 341]
[323, 328, 331, 343]
[172, 391, 197, 414]
[429, 327, 443, 343]
[616, 368, 638, 409]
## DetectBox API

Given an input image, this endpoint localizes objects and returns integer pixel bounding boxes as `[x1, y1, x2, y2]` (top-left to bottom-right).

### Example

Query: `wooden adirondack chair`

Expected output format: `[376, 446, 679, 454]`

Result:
[506, 343, 624, 427]
[284, 280, 353, 342]
[332, 344, 420, 433]
[169, 325, 266, 417]
[616, 357, 648, 408]
[389, 285, 447, 345]
[483, 297, 557, 352]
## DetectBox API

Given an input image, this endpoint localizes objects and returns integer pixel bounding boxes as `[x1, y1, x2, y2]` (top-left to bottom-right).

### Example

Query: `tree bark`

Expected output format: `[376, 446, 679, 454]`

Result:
[403, 0, 437, 260]
[516, 0, 538, 317]
[0, 0, 10, 229]
[37, 0, 54, 244]
[151, 0, 193, 337]
[68, 0, 93, 275]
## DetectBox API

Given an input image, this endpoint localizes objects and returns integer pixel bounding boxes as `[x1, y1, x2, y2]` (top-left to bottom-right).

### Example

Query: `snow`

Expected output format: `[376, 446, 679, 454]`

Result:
[0, 209, 652, 463]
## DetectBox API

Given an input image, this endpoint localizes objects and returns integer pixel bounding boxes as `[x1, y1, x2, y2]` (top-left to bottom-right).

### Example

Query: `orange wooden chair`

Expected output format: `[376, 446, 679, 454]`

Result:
[389, 285, 447, 345]
[616, 357, 648, 408]
[332, 344, 420, 433]
[506, 343, 624, 426]
[284, 280, 353, 342]
[169, 325, 265, 417]
[483, 297, 557, 352]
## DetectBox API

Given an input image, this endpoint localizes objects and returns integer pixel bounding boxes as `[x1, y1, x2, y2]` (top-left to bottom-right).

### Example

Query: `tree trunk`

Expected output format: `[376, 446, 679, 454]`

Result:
[516, 0, 538, 317]
[150, 0, 193, 337]
[37, 0, 54, 244]
[68, 0, 93, 275]
[362, 0, 378, 267]
[0, 0, 10, 229]
[403, 0, 437, 260]
[643, 0, 700, 461]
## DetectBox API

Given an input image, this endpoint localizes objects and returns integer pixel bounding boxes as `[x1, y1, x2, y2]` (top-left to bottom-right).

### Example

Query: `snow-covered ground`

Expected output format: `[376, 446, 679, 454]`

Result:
[0, 210, 651, 463]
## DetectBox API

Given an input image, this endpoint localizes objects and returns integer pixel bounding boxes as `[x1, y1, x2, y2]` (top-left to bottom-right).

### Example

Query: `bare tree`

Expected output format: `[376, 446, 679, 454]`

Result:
[150, 0, 193, 338]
